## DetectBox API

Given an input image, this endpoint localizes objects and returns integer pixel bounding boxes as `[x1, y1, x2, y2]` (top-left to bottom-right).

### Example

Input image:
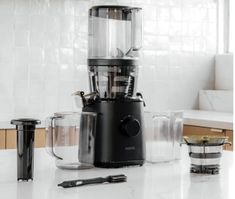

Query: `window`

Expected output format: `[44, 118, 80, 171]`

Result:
[217, 0, 234, 53]
[229, 0, 234, 52]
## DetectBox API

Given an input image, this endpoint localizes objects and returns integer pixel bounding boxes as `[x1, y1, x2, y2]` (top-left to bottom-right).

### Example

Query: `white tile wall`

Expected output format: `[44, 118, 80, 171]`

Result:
[0, 0, 217, 121]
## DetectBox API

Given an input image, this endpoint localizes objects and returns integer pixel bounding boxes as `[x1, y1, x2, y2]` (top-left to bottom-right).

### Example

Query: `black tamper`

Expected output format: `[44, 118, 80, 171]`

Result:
[11, 118, 41, 181]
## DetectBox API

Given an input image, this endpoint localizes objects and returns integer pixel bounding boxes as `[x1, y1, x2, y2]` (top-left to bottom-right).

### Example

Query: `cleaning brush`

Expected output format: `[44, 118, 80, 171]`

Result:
[58, 174, 127, 188]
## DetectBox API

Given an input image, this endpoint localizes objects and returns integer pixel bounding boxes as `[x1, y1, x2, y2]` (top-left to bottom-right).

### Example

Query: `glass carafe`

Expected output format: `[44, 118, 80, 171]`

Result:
[45, 112, 96, 169]
[145, 111, 183, 163]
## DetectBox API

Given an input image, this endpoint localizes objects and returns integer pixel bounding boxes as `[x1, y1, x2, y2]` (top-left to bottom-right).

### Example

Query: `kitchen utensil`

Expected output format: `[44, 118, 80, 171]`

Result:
[145, 111, 183, 163]
[58, 174, 127, 188]
[11, 118, 41, 181]
[45, 111, 96, 169]
[77, 5, 145, 168]
[184, 135, 231, 174]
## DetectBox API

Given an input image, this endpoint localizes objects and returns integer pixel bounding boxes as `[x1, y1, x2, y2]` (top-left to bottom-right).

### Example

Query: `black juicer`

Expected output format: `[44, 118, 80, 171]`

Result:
[79, 5, 145, 168]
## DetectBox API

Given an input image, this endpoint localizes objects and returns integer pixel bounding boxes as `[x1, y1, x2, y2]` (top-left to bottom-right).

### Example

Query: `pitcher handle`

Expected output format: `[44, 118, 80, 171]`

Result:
[45, 116, 63, 160]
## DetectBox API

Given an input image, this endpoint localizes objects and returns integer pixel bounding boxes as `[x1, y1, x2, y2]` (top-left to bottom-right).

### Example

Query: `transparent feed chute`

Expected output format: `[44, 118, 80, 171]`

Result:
[88, 6, 142, 59]
[87, 6, 142, 99]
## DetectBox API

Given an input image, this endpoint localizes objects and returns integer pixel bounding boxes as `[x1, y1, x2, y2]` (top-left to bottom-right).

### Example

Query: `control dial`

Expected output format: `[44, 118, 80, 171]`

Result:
[121, 116, 140, 137]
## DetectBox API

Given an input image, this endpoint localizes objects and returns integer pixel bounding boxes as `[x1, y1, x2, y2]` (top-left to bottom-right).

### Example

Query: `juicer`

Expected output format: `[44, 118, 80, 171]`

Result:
[78, 5, 145, 168]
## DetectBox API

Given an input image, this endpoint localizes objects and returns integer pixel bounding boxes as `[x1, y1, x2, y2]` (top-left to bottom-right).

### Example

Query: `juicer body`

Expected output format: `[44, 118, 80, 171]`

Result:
[82, 99, 145, 168]
[78, 5, 145, 168]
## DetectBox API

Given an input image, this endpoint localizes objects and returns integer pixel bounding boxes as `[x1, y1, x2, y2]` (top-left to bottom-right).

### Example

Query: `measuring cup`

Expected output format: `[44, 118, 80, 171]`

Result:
[145, 111, 183, 163]
[45, 112, 96, 169]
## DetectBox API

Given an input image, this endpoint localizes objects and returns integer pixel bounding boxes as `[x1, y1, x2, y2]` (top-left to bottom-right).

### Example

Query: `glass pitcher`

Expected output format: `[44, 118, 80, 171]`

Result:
[45, 112, 96, 169]
[145, 111, 183, 163]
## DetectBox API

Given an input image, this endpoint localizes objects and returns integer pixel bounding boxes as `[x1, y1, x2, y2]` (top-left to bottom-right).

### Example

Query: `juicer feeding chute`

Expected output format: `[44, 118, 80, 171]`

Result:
[88, 6, 142, 60]
[87, 6, 142, 99]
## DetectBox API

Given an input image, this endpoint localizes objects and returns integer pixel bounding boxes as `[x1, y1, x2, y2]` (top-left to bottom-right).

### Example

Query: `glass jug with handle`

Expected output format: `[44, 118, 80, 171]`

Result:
[45, 112, 96, 169]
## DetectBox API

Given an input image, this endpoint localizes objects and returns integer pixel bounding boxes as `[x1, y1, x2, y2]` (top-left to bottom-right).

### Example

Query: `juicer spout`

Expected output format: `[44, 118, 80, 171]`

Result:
[72, 91, 86, 106]
[136, 92, 146, 107]
[72, 91, 98, 107]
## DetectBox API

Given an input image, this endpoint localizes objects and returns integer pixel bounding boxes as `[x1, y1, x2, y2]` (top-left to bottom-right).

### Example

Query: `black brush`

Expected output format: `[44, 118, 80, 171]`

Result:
[58, 174, 127, 188]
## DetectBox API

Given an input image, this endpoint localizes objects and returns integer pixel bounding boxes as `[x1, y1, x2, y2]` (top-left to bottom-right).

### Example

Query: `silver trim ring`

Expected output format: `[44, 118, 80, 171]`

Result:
[189, 145, 223, 153]
[190, 157, 221, 165]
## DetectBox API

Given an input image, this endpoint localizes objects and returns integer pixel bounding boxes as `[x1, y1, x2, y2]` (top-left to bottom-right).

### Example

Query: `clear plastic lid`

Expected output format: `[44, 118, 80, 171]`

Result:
[88, 6, 142, 59]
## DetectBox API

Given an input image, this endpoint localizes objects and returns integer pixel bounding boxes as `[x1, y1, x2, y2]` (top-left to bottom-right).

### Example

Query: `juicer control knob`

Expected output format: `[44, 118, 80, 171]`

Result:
[121, 116, 140, 137]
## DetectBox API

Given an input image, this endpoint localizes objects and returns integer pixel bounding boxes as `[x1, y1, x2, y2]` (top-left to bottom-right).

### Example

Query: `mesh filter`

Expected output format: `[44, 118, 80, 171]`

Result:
[88, 65, 137, 99]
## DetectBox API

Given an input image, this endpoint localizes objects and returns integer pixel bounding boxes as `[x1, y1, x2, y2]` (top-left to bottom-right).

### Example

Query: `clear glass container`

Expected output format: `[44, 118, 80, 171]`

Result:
[88, 6, 142, 59]
[145, 111, 183, 163]
[45, 112, 96, 169]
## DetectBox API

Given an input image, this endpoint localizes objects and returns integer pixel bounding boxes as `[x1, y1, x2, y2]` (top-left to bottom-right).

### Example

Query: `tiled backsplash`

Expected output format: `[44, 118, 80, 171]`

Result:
[0, 0, 217, 121]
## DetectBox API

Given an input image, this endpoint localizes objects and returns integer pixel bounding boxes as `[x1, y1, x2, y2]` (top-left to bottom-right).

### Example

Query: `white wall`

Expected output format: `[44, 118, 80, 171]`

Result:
[0, 0, 217, 121]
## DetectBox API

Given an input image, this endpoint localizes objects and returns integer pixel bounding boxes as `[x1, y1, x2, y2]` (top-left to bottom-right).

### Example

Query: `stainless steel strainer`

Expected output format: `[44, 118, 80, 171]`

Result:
[184, 135, 231, 174]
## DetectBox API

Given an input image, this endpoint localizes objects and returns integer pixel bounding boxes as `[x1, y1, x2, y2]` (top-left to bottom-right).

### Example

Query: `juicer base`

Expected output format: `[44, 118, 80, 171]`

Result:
[82, 100, 146, 169]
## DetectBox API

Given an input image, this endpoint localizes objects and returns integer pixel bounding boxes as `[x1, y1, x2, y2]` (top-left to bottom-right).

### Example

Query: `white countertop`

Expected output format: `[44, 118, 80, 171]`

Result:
[184, 110, 233, 130]
[0, 146, 234, 199]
